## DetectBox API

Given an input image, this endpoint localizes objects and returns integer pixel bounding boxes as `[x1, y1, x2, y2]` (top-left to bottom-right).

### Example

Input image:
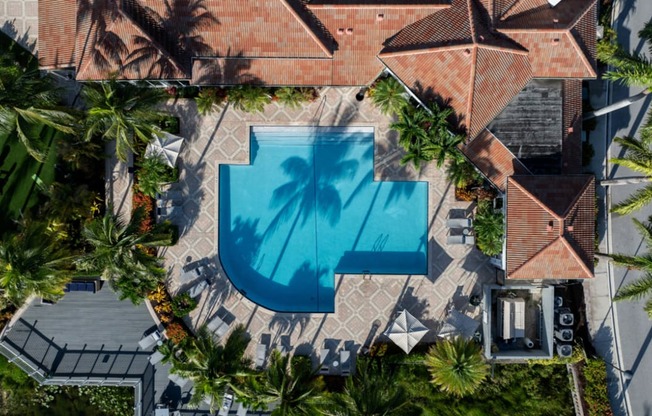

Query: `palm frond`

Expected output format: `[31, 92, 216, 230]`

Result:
[611, 184, 652, 215]
[614, 273, 652, 301]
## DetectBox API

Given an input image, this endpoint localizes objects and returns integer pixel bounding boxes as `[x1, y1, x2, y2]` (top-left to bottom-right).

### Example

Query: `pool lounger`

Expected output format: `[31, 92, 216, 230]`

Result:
[340, 350, 351, 377]
[446, 234, 475, 245]
[207, 314, 230, 339]
[319, 348, 330, 374]
[138, 331, 162, 350]
[149, 350, 165, 365]
[255, 342, 267, 369]
[186, 279, 209, 299]
[446, 217, 472, 228]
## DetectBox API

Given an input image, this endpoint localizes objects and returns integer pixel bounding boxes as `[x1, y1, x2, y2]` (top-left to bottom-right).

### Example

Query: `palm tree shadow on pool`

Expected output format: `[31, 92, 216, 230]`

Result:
[262, 138, 362, 280]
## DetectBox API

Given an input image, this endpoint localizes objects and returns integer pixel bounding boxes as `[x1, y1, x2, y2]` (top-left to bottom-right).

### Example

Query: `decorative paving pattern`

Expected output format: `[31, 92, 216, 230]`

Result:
[146, 87, 494, 358]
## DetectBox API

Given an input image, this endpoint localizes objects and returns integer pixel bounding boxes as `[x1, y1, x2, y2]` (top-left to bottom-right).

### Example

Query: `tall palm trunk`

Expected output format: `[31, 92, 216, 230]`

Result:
[584, 89, 651, 120]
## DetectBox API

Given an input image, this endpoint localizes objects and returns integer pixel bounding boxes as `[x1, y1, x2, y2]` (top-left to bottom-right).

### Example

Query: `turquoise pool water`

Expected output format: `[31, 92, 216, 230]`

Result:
[219, 127, 428, 312]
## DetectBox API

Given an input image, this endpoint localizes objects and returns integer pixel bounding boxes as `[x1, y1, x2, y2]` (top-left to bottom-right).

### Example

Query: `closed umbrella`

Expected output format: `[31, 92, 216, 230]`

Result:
[384, 310, 429, 353]
[145, 131, 184, 167]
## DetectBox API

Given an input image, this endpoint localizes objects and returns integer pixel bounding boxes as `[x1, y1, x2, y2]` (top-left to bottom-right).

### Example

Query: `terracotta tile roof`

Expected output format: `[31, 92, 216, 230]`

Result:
[76, 5, 187, 80]
[506, 175, 595, 279]
[496, 0, 597, 78]
[462, 128, 530, 191]
[39, 0, 77, 68]
[307, 4, 445, 85]
[192, 57, 333, 85]
[562, 79, 582, 173]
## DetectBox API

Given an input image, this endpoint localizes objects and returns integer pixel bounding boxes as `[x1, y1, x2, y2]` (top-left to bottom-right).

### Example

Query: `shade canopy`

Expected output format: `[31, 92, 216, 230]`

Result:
[145, 131, 184, 167]
[384, 310, 429, 353]
[438, 309, 480, 339]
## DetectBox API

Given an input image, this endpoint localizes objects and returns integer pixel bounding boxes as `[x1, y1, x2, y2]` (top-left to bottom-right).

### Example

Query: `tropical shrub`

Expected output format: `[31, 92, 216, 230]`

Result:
[135, 155, 178, 198]
[196, 87, 226, 115]
[158, 115, 180, 134]
[273, 87, 317, 109]
[76, 386, 133, 416]
[368, 76, 408, 115]
[474, 200, 504, 256]
[171, 292, 198, 317]
[446, 157, 482, 189]
[165, 322, 190, 345]
[424, 337, 489, 398]
[581, 359, 612, 416]
[227, 85, 271, 113]
[132, 191, 155, 233]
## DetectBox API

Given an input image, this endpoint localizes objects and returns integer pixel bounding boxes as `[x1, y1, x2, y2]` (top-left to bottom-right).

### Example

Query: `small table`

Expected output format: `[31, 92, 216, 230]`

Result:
[332, 361, 339, 368]
[463, 228, 471, 235]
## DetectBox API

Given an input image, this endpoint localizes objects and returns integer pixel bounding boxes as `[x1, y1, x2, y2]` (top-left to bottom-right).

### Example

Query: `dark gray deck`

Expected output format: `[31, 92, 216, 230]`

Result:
[488, 79, 564, 174]
[0, 288, 179, 415]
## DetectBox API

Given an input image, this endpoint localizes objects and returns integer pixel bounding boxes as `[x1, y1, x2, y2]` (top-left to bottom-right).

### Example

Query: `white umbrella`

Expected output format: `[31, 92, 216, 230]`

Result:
[145, 131, 184, 167]
[437, 309, 480, 339]
[384, 310, 429, 353]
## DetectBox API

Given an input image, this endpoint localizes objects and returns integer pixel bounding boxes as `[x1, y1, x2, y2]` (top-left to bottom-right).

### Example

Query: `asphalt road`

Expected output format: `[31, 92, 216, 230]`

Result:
[607, 1, 652, 415]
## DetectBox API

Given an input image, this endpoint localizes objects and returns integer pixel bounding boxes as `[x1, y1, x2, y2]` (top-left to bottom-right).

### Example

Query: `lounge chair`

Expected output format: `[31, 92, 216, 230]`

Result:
[187, 279, 209, 299]
[447, 234, 475, 245]
[236, 401, 248, 416]
[207, 314, 230, 339]
[218, 393, 234, 416]
[340, 350, 351, 377]
[168, 373, 190, 389]
[156, 205, 179, 221]
[149, 350, 165, 365]
[446, 217, 472, 228]
[138, 331, 162, 350]
[319, 348, 330, 375]
[255, 343, 267, 370]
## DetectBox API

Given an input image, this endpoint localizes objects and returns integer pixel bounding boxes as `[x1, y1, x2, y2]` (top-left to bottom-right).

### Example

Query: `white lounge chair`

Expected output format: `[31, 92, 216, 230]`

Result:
[447, 217, 472, 228]
[218, 393, 234, 416]
[255, 343, 267, 370]
[207, 314, 230, 339]
[138, 331, 162, 350]
[447, 234, 475, 245]
[168, 373, 190, 389]
[149, 350, 165, 365]
[340, 350, 351, 377]
[319, 348, 330, 375]
[236, 401, 248, 416]
[187, 279, 209, 298]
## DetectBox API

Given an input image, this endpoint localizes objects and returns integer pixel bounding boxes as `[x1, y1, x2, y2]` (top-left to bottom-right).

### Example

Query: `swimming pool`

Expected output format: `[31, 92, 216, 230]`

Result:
[219, 127, 428, 312]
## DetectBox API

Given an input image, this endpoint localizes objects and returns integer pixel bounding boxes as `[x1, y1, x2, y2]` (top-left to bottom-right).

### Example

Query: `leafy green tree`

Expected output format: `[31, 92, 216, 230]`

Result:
[391, 103, 464, 168]
[424, 337, 489, 398]
[227, 85, 271, 113]
[0, 54, 76, 161]
[608, 133, 652, 214]
[324, 357, 409, 416]
[446, 156, 482, 189]
[473, 200, 504, 256]
[608, 217, 652, 317]
[81, 78, 168, 162]
[77, 208, 170, 303]
[0, 221, 72, 306]
[245, 350, 324, 416]
[166, 324, 253, 410]
[135, 155, 178, 197]
[368, 76, 408, 116]
[274, 87, 316, 110]
[196, 87, 226, 115]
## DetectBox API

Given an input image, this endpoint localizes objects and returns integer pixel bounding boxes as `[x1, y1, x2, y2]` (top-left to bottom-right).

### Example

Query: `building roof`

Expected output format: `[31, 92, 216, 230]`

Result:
[462, 128, 530, 191]
[379, 0, 533, 137]
[505, 175, 595, 279]
[38, 0, 77, 68]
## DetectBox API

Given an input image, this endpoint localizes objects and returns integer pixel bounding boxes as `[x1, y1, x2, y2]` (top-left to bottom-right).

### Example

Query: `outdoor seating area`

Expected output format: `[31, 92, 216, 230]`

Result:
[317, 342, 355, 376]
[138, 330, 163, 350]
[207, 314, 230, 339]
[446, 209, 475, 245]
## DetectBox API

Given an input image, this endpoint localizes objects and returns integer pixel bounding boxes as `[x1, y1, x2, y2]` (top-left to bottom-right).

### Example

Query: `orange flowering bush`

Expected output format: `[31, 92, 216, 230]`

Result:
[165, 322, 189, 345]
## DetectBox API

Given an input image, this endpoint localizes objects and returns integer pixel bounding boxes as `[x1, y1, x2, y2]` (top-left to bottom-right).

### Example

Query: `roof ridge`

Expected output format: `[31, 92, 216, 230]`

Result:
[466, 45, 478, 134]
[566, 0, 597, 31]
[559, 175, 593, 218]
[378, 44, 476, 58]
[279, 0, 333, 58]
[565, 30, 597, 78]
[558, 233, 594, 277]
[467, 0, 477, 43]
[499, 0, 525, 21]
[476, 43, 529, 55]
[509, 235, 563, 277]
[508, 177, 563, 221]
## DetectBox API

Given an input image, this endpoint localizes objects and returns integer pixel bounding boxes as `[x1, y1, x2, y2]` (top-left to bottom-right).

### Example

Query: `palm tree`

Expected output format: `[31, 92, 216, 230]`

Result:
[135, 155, 178, 198]
[166, 324, 253, 410]
[608, 217, 652, 317]
[473, 200, 504, 256]
[368, 76, 408, 116]
[0, 221, 72, 306]
[586, 23, 652, 120]
[76, 208, 171, 303]
[81, 78, 168, 162]
[424, 337, 489, 398]
[608, 132, 652, 214]
[247, 350, 324, 416]
[391, 105, 428, 167]
[227, 85, 271, 113]
[0, 54, 76, 161]
[446, 156, 482, 189]
[324, 357, 409, 416]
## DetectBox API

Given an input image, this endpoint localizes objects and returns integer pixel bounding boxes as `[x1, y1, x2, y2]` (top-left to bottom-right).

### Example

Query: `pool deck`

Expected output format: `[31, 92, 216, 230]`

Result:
[143, 87, 494, 358]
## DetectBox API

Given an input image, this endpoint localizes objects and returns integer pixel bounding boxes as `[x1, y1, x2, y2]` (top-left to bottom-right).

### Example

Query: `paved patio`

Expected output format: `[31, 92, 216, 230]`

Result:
[152, 87, 494, 359]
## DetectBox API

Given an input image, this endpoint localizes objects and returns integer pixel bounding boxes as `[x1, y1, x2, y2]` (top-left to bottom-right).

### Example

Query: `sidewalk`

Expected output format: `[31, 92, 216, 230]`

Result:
[583, 78, 630, 416]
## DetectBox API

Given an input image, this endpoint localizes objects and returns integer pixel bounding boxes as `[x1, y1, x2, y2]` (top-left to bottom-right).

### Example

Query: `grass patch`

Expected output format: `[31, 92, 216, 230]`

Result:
[0, 126, 61, 228]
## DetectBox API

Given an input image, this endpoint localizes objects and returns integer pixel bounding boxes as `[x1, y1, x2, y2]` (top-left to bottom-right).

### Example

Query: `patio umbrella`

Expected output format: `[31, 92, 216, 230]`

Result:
[384, 310, 429, 353]
[438, 309, 480, 339]
[145, 131, 184, 167]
